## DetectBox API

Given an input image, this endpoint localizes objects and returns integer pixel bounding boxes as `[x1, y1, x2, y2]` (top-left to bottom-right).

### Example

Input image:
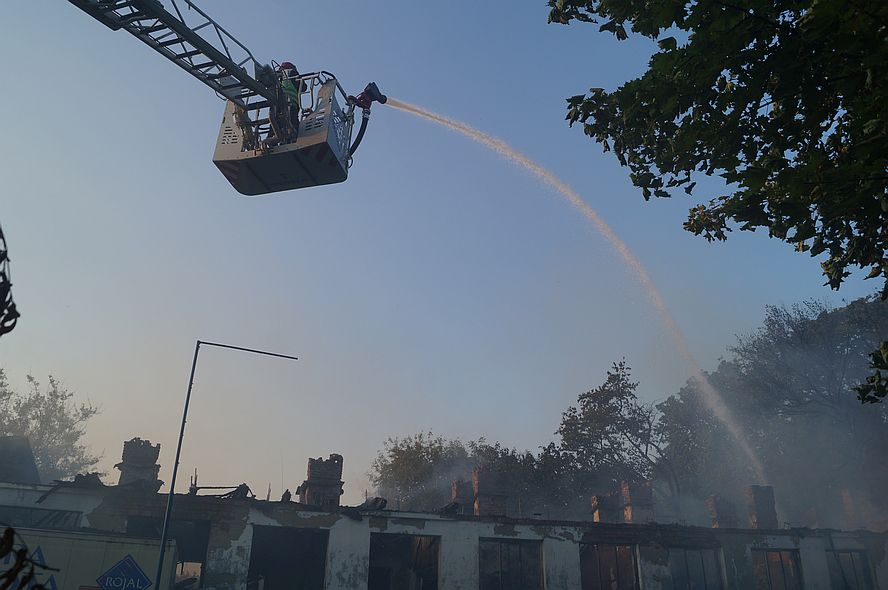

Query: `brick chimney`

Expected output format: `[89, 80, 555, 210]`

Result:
[621, 481, 654, 524]
[591, 492, 622, 523]
[296, 454, 344, 510]
[451, 479, 473, 516]
[472, 466, 509, 517]
[746, 485, 778, 529]
[707, 494, 739, 528]
[840, 488, 860, 529]
[115, 438, 162, 491]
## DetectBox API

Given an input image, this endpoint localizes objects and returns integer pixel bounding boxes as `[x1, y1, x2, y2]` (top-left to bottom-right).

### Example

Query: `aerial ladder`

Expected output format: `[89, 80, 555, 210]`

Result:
[68, 0, 387, 196]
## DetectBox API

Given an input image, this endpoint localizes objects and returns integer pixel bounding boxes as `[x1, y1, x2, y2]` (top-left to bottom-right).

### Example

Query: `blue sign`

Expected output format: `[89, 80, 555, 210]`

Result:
[96, 556, 152, 590]
[29, 547, 58, 590]
[3, 546, 58, 590]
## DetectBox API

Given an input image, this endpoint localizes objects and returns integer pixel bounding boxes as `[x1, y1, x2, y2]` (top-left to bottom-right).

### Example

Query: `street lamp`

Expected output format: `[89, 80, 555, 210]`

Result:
[155, 340, 299, 587]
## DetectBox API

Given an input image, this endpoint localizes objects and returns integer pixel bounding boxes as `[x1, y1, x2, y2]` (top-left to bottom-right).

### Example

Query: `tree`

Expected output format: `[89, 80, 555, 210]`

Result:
[855, 343, 888, 403]
[557, 360, 682, 503]
[370, 431, 474, 510]
[658, 297, 888, 527]
[369, 432, 569, 512]
[0, 370, 100, 482]
[656, 362, 763, 512]
[731, 299, 888, 407]
[547, 0, 888, 395]
[370, 361, 669, 515]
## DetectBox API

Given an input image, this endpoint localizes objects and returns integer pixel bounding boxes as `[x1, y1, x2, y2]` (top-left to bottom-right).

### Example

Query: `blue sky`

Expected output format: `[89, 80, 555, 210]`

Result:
[0, 0, 875, 500]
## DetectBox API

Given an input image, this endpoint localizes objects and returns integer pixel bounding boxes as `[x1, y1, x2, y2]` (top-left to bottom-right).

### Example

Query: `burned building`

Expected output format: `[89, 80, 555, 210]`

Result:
[0, 439, 885, 590]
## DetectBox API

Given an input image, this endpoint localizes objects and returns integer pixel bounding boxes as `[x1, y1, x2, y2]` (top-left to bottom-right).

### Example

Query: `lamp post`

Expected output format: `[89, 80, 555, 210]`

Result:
[155, 340, 299, 586]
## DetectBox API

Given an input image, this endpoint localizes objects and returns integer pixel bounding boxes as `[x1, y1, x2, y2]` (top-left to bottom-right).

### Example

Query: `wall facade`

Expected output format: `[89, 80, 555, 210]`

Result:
[0, 482, 884, 590]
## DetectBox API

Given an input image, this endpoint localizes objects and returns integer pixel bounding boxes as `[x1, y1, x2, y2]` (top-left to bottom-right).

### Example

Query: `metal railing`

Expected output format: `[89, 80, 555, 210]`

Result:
[167, 0, 261, 73]
[68, 0, 276, 106]
[239, 71, 355, 153]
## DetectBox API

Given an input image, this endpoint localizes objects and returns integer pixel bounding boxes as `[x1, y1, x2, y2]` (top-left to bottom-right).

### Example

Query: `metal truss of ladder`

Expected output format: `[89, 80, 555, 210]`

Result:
[68, 0, 276, 110]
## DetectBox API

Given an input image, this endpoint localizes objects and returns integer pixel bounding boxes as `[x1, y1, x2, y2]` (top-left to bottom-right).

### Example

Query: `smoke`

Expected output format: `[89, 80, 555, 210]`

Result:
[386, 98, 766, 483]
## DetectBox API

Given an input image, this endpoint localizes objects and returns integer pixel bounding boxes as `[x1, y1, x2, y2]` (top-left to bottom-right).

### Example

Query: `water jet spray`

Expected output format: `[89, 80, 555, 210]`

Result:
[386, 97, 767, 484]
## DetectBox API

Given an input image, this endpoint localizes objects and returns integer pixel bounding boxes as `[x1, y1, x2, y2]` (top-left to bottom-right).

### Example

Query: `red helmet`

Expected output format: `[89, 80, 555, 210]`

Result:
[280, 61, 296, 71]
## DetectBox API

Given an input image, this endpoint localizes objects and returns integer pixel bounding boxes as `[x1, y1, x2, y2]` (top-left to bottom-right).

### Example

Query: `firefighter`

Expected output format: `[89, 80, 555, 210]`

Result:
[279, 61, 303, 131]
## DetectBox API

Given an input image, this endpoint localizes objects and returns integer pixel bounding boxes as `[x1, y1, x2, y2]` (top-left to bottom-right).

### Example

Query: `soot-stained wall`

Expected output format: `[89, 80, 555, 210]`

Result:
[0, 482, 885, 590]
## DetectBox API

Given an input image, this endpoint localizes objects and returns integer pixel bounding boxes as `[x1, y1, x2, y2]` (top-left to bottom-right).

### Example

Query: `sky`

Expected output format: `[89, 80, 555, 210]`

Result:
[0, 0, 876, 502]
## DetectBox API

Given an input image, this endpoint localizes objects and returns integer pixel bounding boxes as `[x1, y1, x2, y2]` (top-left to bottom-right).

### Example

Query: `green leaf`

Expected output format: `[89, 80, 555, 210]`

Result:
[744, 167, 769, 191]
[657, 36, 677, 51]
[551, 0, 888, 306]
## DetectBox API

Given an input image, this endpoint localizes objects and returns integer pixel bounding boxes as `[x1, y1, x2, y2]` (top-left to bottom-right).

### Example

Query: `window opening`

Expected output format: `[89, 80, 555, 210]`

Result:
[175, 561, 202, 590]
[668, 548, 722, 589]
[826, 550, 874, 590]
[246, 526, 328, 590]
[368, 533, 439, 590]
[751, 550, 803, 590]
[479, 538, 543, 590]
[0, 505, 81, 529]
[580, 543, 639, 590]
